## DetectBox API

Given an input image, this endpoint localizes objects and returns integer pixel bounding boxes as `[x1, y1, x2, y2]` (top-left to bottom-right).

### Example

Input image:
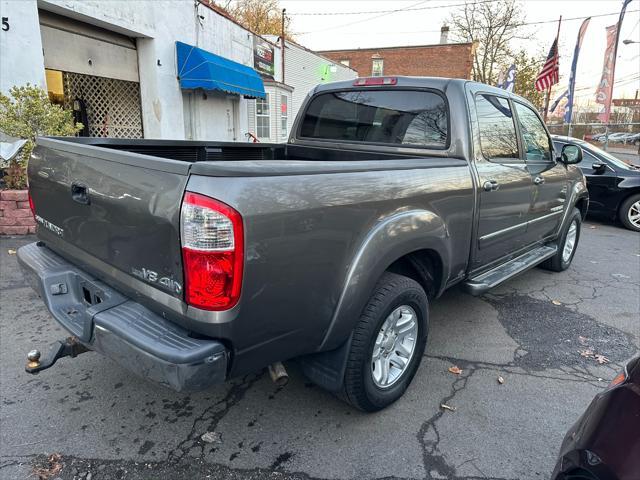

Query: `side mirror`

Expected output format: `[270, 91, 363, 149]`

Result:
[560, 144, 583, 164]
[592, 162, 607, 172]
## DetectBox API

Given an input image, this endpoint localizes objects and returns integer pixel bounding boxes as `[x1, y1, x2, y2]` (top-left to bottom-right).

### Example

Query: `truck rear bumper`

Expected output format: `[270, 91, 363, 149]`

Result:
[17, 242, 228, 392]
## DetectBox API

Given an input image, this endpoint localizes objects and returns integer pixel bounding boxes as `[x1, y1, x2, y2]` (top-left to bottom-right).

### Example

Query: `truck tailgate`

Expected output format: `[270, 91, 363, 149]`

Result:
[29, 138, 189, 299]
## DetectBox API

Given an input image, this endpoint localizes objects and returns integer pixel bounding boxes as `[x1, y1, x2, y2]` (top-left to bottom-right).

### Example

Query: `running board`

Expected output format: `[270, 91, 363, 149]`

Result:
[463, 245, 557, 296]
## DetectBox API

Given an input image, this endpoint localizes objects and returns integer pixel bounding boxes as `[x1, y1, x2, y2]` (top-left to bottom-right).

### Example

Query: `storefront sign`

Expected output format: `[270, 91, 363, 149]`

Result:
[253, 36, 274, 77]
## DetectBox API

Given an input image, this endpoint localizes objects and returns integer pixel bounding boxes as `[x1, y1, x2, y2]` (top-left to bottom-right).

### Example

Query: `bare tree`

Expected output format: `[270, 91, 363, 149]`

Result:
[449, 0, 525, 85]
[212, 0, 294, 39]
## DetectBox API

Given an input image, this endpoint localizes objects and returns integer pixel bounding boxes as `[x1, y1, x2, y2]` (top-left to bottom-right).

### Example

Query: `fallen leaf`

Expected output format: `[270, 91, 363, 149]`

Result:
[448, 366, 462, 375]
[594, 354, 609, 364]
[552, 300, 562, 306]
[440, 403, 456, 412]
[200, 431, 221, 444]
[7, 249, 16, 255]
[580, 349, 594, 358]
[578, 336, 588, 345]
[497, 376, 505, 384]
[32, 453, 62, 480]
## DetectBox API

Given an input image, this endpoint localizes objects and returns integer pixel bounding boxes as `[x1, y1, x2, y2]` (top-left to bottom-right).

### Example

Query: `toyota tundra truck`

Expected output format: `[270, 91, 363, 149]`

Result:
[18, 77, 588, 411]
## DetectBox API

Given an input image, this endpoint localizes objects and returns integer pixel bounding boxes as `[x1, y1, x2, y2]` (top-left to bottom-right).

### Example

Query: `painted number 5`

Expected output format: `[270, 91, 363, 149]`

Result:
[1, 17, 8, 31]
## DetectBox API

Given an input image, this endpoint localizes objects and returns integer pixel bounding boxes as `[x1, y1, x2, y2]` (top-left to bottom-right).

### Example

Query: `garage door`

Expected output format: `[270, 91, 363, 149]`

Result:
[39, 10, 143, 138]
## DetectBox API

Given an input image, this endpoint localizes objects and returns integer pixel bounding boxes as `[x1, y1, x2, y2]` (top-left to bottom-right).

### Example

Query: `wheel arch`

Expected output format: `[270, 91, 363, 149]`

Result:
[318, 209, 450, 352]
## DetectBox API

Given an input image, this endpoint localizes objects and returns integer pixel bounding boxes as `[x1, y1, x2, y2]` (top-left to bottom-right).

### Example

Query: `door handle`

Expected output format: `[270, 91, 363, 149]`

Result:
[483, 179, 499, 191]
[71, 182, 90, 205]
[533, 176, 545, 185]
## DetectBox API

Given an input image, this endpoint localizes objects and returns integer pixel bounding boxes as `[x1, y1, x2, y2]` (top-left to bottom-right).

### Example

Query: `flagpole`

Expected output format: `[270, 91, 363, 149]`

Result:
[604, 0, 631, 151]
[543, 16, 562, 123]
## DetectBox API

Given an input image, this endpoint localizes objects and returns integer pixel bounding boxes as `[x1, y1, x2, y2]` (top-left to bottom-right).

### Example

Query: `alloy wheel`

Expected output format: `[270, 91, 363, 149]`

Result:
[371, 305, 418, 389]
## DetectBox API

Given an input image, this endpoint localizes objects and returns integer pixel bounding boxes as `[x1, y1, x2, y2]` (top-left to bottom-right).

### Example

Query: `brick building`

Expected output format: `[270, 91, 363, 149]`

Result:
[319, 28, 475, 80]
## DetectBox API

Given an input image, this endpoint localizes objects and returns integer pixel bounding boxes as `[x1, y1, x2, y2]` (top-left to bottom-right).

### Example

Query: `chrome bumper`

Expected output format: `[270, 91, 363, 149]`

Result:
[17, 242, 228, 392]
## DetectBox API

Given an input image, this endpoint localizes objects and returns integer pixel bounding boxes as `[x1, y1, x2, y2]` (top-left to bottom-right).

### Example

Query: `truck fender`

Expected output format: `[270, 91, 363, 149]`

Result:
[318, 209, 450, 352]
[563, 181, 589, 227]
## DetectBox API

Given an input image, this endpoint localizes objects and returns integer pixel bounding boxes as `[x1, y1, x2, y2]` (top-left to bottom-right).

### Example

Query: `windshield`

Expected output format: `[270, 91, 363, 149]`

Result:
[299, 89, 448, 148]
[584, 142, 638, 170]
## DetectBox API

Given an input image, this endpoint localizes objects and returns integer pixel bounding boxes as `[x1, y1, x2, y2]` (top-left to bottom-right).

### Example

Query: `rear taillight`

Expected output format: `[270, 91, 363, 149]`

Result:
[353, 77, 397, 86]
[28, 190, 36, 218]
[180, 192, 244, 311]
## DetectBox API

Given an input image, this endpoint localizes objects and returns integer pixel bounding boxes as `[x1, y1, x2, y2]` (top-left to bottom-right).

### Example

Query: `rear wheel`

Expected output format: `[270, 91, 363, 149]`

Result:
[619, 194, 640, 232]
[540, 208, 581, 272]
[342, 272, 428, 412]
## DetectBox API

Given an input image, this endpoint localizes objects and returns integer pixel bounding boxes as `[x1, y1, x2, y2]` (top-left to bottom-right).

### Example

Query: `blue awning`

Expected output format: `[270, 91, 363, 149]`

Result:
[176, 41, 265, 98]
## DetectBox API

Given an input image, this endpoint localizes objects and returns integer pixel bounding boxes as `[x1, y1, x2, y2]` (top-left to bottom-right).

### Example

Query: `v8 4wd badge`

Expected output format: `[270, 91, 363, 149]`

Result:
[131, 267, 182, 294]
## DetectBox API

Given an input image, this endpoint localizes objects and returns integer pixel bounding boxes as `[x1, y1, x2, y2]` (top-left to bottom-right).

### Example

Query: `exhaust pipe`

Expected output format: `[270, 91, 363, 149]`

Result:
[268, 361, 289, 386]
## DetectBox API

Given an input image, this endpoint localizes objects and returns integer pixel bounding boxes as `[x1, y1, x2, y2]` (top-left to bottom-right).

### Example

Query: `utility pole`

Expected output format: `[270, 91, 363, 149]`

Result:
[281, 8, 286, 85]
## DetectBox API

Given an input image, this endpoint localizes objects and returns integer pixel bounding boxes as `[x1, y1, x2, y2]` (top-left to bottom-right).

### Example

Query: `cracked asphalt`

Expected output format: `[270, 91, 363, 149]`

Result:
[1, 219, 638, 480]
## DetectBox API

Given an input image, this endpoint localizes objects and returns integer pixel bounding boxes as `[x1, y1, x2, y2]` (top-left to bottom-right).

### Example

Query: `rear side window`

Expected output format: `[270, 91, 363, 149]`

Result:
[476, 94, 519, 160]
[299, 90, 448, 148]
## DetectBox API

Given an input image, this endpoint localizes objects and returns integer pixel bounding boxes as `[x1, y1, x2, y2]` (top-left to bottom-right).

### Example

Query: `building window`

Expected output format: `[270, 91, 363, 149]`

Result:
[280, 94, 288, 140]
[372, 58, 384, 77]
[339, 59, 350, 67]
[256, 93, 270, 139]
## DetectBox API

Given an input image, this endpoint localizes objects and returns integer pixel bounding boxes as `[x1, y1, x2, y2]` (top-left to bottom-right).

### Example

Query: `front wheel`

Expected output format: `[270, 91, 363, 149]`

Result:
[342, 272, 428, 412]
[540, 208, 582, 272]
[619, 194, 640, 232]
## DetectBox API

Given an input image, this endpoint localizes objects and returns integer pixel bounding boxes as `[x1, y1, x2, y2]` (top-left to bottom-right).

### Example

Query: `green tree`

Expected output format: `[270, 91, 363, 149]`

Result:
[449, 0, 525, 85]
[0, 84, 82, 189]
[512, 50, 545, 110]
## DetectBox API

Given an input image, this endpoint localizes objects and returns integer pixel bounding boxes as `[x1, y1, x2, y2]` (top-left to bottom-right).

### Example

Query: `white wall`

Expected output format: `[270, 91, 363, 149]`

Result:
[2, 0, 259, 140]
[266, 36, 357, 122]
[0, 1, 46, 94]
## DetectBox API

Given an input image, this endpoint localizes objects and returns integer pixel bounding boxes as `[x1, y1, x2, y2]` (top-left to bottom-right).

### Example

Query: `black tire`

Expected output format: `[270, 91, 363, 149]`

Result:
[619, 194, 640, 232]
[540, 208, 582, 272]
[341, 272, 428, 412]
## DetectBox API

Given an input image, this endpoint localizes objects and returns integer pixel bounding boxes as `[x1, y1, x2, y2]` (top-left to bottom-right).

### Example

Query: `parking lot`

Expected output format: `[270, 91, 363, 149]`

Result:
[1, 218, 638, 480]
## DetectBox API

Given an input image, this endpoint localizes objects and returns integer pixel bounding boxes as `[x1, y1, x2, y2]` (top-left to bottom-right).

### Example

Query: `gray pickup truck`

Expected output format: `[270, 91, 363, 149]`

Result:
[19, 77, 588, 411]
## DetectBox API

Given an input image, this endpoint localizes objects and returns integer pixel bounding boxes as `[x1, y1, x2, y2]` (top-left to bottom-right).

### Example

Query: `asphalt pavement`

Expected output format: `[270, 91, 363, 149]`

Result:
[1, 218, 639, 480]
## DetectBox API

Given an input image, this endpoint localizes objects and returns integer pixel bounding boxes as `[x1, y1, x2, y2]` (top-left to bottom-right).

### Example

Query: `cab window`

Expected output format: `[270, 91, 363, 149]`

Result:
[475, 94, 519, 161]
[514, 102, 552, 162]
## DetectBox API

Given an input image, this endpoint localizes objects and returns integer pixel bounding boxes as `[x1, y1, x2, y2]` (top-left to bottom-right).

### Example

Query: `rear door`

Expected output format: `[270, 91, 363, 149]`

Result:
[512, 101, 568, 243]
[29, 138, 189, 299]
[471, 92, 533, 270]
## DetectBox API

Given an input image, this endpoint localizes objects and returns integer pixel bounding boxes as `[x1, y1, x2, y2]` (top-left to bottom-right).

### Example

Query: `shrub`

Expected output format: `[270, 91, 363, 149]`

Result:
[0, 84, 83, 189]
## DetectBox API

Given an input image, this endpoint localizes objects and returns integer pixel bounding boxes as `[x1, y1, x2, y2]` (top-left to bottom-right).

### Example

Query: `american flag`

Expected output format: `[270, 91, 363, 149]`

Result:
[535, 39, 560, 92]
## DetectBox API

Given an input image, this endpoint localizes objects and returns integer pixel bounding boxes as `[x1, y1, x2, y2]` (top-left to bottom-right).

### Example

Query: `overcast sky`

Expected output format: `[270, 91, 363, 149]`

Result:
[280, 0, 640, 104]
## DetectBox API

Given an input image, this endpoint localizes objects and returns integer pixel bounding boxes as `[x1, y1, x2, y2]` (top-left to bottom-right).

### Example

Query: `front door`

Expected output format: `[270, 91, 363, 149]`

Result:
[472, 93, 533, 270]
[513, 101, 568, 243]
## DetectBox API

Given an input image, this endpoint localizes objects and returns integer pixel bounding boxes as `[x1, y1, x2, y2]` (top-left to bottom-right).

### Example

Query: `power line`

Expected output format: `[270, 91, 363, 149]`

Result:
[294, 0, 500, 35]
[289, 0, 498, 16]
[294, 9, 639, 37]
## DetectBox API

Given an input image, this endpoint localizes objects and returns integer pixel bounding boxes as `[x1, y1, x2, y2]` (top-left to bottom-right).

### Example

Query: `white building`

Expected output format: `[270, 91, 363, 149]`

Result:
[247, 37, 356, 143]
[0, 0, 354, 143]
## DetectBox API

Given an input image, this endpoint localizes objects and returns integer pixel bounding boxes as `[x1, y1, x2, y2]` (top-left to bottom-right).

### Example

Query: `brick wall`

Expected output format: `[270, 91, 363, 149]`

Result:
[0, 190, 36, 235]
[320, 43, 475, 79]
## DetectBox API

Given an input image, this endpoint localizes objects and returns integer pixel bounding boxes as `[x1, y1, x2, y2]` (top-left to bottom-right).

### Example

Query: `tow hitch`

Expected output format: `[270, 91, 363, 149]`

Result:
[25, 336, 89, 374]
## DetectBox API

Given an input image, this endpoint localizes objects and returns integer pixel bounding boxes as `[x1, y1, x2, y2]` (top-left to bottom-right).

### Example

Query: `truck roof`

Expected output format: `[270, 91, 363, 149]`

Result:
[311, 76, 535, 109]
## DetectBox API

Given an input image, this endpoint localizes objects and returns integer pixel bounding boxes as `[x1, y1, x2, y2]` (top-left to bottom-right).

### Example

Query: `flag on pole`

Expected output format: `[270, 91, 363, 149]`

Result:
[596, 24, 619, 123]
[564, 17, 591, 124]
[535, 39, 560, 92]
[500, 64, 517, 92]
[596, 0, 633, 123]
[551, 89, 569, 113]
